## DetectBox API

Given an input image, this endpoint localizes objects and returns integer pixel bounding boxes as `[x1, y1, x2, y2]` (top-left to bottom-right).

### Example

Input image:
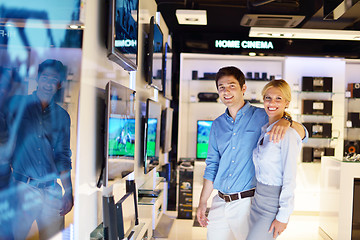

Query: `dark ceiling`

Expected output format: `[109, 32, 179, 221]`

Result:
[155, 0, 360, 58]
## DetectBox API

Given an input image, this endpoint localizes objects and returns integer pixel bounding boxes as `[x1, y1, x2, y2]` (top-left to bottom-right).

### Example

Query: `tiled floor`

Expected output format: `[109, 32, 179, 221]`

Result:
[156, 211, 323, 240]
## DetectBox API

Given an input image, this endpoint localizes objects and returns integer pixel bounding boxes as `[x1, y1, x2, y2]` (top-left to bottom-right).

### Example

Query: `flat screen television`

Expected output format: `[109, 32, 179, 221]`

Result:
[146, 16, 163, 91]
[103, 81, 136, 186]
[102, 191, 137, 240]
[115, 192, 137, 240]
[107, 0, 139, 71]
[144, 99, 161, 173]
[162, 42, 172, 100]
[160, 107, 173, 153]
[196, 120, 213, 159]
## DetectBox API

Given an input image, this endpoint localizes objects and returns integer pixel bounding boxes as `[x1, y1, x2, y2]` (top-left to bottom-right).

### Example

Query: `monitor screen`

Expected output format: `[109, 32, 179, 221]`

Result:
[107, 0, 139, 71]
[116, 192, 136, 240]
[144, 99, 161, 173]
[146, 118, 158, 157]
[196, 120, 213, 159]
[108, 118, 135, 157]
[104, 81, 136, 186]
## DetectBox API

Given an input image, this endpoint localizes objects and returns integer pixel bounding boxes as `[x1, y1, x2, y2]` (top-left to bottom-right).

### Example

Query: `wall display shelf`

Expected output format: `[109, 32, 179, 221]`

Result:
[138, 178, 166, 230]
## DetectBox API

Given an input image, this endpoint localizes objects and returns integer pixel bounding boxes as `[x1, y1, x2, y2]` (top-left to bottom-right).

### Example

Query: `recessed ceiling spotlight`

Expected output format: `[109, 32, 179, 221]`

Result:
[249, 52, 256, 56]
[176, 9, 207, 25]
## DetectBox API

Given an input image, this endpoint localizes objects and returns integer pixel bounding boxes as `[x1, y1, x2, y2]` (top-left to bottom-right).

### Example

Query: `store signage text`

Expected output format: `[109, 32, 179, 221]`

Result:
[115, 39, 137, 47]
[215, 40, 274, 49]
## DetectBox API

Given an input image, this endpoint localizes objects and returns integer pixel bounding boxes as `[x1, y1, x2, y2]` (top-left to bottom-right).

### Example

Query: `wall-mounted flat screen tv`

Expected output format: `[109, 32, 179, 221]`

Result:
[162, 42, 172, 100]
[196, 120, 213, 159]
[146, 16, 163, 91]
[107, 0, 139, 71]
[103, 81, 136, 186]
[144, 99, 161, 173]
[160, 107, 173, 153]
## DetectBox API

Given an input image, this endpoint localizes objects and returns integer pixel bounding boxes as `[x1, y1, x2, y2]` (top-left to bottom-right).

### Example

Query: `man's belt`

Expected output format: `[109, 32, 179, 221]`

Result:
[12, 172, 55, 189]
[218, 188, 255, 202]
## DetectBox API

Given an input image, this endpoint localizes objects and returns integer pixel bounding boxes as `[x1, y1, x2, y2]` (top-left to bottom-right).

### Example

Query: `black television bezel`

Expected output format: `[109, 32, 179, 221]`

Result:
[103, 81, 136, 187]
[160, 107, 174, 153]
[196, 120, 214, 160]
[107, 0, 139, 71]
[162, 42, 173, 100]
[144, 99, 161, 174]
[146, 16, 164, 91]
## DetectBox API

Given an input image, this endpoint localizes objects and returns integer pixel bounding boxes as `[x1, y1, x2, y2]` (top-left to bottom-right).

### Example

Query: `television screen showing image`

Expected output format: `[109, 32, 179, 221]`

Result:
[108, 118, 135, 157]
[107, 0, 139, 71]
[103, 81, 136, 186]
[146, 16, 163, 91]
[146, 118, 158, 157]
[196, 120, 213, 159]
[144, 99, 161, 174]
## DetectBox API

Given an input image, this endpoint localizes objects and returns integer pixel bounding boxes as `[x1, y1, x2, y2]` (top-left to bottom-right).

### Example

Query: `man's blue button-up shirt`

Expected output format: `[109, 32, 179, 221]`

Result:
[203, 102, 268, 194]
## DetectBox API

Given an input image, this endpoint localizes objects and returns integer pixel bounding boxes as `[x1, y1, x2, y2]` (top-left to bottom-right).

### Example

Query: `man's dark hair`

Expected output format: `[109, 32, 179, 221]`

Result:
[37, 59, 66, 83]
[215, 66, 245, 89]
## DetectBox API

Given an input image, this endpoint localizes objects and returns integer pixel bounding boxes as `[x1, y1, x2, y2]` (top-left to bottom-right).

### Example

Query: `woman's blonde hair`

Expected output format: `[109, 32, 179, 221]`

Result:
[262, 79, 291, 102]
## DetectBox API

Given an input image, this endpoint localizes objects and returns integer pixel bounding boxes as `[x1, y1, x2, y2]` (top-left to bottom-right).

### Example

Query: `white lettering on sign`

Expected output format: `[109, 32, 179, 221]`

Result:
[241, 41, 274, 49]
[115, 39, 137, 47]
[215, 40, 274, 49]
[215, 40, 241, 48]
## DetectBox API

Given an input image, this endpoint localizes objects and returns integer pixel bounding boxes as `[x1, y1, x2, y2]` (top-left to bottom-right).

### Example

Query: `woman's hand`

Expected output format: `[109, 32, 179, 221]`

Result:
[269, 219, 287, 239]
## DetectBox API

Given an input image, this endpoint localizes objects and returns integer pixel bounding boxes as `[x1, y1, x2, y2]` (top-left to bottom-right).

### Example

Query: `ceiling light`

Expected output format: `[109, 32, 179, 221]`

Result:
[249, 27, 360, 41]
[249, 52, 256, 56]
[176, 9, 207, 25]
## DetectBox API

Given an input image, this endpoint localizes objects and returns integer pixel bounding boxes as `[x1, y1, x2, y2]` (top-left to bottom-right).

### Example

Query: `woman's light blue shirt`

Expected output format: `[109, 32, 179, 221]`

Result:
[252, 120, 302, 223]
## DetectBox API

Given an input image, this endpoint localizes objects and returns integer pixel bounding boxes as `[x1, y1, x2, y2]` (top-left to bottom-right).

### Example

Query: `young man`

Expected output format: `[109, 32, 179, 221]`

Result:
[196, 66, 306, 240]
[3, 59, 73, 239]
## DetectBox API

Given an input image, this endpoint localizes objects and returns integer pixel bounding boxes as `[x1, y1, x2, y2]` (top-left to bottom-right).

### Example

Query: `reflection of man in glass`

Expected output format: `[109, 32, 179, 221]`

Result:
[7, 59, 73, 239]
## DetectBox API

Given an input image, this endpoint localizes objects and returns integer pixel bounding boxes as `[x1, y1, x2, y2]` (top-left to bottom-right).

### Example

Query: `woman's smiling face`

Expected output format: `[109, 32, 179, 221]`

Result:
[263, 86, 289, 123]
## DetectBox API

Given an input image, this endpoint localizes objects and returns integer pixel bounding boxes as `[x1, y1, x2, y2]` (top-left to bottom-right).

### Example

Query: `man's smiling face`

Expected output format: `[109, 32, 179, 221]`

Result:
[217, 75, 246, 109]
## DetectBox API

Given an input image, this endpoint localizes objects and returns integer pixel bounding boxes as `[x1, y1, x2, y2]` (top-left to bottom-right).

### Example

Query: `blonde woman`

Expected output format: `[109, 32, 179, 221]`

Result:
[247, 80, 302, 240]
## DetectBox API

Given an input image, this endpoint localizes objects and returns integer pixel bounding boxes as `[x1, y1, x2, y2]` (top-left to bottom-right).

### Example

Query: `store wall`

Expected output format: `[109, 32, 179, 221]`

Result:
[75, 0, 170, 238]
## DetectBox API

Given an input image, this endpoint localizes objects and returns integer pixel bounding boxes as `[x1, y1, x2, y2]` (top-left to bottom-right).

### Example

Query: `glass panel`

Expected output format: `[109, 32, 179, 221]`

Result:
[0, 1, 82, 239]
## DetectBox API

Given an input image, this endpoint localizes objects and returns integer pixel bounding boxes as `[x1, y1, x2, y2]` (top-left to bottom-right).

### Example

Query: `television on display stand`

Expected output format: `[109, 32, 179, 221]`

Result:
[107, 0, 139, 71]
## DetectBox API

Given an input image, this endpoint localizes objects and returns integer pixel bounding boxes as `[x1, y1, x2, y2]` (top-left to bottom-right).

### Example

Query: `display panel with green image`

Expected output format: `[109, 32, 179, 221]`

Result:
[146, 118, 158, 157]
[108, 118, 135, 156]
[196, 120, 213, 159]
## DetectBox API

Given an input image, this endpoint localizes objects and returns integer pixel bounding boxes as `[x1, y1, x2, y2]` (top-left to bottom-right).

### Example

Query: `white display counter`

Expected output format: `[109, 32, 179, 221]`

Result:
[319, 156, 360, 240]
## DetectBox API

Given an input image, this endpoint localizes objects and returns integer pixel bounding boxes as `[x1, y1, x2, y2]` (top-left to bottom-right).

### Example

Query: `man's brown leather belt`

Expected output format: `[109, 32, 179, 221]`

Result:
[218, 188, 255, 202]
